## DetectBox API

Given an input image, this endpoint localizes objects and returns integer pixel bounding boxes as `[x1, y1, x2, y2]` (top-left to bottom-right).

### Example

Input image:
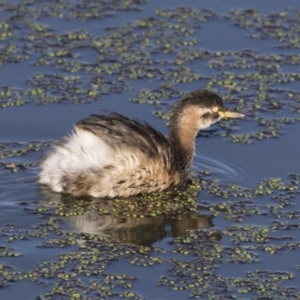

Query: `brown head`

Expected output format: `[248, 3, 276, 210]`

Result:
[169, 90, 244, 174]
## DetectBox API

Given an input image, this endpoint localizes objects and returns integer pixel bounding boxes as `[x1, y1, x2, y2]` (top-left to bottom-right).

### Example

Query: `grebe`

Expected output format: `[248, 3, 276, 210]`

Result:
[39, 90, 244, 198]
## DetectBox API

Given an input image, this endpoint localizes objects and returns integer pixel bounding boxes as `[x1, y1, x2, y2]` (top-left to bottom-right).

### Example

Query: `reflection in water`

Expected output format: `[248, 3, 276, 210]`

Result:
[40, 188, 214, 246]
[68, 212, 213, 246]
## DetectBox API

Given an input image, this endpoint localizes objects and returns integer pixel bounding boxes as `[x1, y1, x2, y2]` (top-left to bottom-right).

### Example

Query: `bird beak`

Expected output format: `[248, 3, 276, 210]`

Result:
[218, 108, 244, 119]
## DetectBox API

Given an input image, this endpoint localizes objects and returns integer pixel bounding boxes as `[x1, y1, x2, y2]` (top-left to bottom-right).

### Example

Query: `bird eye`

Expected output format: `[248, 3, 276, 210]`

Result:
[212, 107, 219, 113]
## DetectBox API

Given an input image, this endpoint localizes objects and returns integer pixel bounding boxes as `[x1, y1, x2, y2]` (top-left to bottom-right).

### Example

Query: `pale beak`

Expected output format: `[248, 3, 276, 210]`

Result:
[218, 108, 244, 119]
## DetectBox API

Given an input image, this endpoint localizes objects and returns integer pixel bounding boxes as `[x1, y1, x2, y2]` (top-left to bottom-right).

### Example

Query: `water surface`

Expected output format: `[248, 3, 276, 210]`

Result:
[1, 0, 300, 299]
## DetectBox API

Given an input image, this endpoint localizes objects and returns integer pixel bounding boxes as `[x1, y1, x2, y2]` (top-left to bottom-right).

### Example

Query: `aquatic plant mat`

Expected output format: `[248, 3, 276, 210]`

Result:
[1, 0, 300, 298]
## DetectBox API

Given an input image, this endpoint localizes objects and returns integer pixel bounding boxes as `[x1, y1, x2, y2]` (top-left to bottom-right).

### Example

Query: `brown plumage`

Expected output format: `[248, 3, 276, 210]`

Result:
[38, 90, 244, 198]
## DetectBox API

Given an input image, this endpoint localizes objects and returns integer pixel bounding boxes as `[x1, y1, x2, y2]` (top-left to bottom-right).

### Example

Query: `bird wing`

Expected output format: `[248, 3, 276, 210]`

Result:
[75, 112, 172, 166]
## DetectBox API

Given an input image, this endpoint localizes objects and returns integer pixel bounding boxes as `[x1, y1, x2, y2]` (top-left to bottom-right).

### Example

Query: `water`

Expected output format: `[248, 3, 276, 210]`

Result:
[1, 0, 300, 299]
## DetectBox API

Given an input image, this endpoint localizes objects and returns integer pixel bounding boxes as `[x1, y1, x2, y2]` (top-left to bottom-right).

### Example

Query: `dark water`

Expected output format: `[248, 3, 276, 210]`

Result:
[1, 0, 300, 299]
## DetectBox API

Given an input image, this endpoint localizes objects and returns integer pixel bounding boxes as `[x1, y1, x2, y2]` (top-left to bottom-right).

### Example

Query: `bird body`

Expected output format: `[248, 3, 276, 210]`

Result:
[39, 90, 244, 198]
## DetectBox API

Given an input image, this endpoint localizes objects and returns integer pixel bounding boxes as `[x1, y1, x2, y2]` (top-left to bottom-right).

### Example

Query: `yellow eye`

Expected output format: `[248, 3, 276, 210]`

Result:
[212, 107, 219, 113]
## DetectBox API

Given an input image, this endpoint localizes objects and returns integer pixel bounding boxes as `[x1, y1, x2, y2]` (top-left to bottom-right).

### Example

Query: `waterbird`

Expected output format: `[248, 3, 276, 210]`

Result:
[39, 90, 244, 198]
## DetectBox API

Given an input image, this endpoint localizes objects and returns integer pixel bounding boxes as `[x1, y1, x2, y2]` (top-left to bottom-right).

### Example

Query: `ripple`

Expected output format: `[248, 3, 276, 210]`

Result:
[193, 145, 256, 186]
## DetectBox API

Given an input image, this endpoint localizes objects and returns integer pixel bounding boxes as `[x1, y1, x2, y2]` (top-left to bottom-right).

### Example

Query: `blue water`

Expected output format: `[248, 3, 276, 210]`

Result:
[1, 0, 300, 299]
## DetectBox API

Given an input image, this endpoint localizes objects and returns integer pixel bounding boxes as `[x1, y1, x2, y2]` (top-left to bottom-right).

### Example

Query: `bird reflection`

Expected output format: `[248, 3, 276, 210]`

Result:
[40, 187, 214, 246]
[68, 212, 213, 246]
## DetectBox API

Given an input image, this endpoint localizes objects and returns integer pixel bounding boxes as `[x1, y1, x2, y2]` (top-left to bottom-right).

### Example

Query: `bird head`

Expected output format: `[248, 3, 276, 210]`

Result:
[171, 90, 244, 132]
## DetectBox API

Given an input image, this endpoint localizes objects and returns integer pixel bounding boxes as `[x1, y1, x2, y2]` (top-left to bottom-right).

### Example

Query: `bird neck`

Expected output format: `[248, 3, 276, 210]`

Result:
[169, 127, 196, 161]
[168, 108, 200, 174]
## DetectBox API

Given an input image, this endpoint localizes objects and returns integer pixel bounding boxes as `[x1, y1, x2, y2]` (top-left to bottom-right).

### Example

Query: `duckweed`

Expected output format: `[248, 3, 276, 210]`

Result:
[1, 1, 300, 299]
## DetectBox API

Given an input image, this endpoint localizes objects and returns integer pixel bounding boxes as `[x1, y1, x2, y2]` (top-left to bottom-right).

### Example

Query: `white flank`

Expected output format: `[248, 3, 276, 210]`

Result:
[39, 127, 114, 192]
